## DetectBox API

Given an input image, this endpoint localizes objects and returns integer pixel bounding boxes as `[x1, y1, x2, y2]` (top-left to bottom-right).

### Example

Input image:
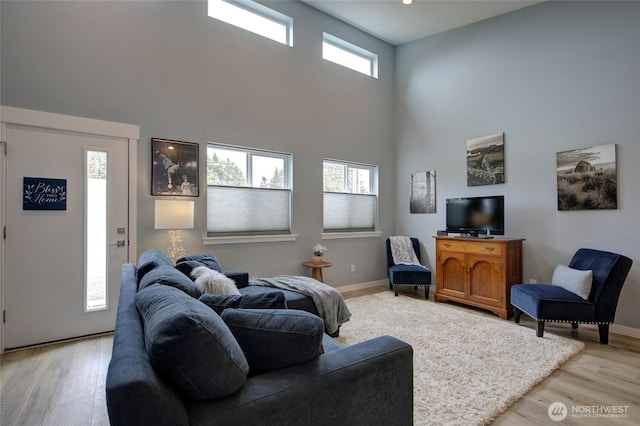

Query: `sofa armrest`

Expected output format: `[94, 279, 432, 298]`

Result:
[225, 270, 249, 288]
[186, 335, 413, 425]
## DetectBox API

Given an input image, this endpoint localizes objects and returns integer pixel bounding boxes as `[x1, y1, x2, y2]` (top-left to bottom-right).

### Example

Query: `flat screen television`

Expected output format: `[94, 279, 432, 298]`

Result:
[446, 195, 504, 237]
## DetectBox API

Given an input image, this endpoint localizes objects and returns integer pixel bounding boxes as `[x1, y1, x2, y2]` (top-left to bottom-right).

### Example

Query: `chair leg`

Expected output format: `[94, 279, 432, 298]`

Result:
[513, 307, 521, 324]
[536, 320, 545, 337]
[424, 286, 429, 300]
[571, 322, 578, 329]
[389, 282, 393, 291]
[598, 324, 609, 345]
[394, 285, 398, 297]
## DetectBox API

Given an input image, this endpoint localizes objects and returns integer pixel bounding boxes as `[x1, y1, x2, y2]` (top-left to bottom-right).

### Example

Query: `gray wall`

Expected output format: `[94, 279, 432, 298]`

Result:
[395, 1, 640, 329]
[1, 1, 395, 286]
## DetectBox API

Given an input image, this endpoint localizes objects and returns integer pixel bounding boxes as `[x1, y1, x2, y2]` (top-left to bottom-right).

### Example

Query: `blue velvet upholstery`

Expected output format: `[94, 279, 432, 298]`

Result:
[386, 237, 432, 299]
[511, 248, 633, 344]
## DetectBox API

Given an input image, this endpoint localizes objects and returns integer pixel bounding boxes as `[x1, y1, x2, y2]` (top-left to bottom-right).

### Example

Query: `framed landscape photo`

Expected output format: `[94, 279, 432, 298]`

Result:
[466, 133, 505, 186]
[410, 170, 436, 213]
[556, 143, 617, 210]
[152, 138, 199, 196]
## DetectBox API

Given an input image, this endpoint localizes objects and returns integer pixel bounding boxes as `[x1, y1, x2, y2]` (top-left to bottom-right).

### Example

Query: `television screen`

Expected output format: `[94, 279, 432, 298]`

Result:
[446, 196, 504, 236]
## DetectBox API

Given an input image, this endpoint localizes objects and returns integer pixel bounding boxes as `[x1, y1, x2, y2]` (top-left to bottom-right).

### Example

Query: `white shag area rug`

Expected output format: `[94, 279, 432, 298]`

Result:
[336, 292, 585, 426]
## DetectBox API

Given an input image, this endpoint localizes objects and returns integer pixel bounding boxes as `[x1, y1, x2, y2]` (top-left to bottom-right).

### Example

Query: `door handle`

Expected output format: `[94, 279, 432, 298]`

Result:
[110, 240, 126, 247]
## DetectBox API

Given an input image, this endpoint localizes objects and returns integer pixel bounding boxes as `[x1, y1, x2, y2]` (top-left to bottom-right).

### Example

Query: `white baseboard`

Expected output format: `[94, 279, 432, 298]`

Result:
[336, 279, 387, 294]
[582, 323, 640, 340]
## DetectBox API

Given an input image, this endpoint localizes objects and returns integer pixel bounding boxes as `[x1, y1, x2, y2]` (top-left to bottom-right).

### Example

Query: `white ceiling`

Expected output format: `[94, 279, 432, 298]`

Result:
[301, 0, 545, 46]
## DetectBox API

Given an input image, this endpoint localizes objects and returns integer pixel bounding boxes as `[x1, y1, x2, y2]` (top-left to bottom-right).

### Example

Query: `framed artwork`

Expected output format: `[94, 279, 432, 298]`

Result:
[556, 143, 617, 210]
[467, 132, 504, 186]
[152, 138, 199, 196]
[23, 177, 67, 210]
[410, 170, 436, 213]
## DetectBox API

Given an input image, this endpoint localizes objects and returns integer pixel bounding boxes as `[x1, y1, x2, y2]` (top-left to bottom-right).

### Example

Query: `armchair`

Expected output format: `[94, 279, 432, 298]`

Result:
[511, 248, 632, 344]
[386, 237, 432, 299]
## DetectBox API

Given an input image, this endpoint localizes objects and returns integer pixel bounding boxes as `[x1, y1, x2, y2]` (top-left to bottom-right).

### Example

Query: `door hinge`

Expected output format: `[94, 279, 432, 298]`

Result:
[3, 226, 5, 240]
[3, 310, 5, 324]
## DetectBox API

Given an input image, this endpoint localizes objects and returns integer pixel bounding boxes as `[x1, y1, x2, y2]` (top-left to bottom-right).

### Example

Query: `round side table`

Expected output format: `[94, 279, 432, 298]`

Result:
[302, 261, 332, 283]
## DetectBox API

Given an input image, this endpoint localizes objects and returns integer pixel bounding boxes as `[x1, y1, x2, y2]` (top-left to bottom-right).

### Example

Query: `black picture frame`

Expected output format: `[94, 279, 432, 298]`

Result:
[152, 138, 199, 197]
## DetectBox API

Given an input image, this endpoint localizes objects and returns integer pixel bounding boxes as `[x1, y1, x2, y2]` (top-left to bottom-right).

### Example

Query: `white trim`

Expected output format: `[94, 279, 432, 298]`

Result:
[322, 231, 382, 240]
[336, 279, 387, 294]
[204, 233, 298, 245]
[0, 106, 139, 140]
[582, 323, 640, 340]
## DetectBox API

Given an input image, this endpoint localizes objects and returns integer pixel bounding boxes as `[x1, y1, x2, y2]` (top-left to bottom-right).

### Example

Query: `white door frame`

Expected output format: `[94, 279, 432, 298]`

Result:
[0, 106, 139, 353]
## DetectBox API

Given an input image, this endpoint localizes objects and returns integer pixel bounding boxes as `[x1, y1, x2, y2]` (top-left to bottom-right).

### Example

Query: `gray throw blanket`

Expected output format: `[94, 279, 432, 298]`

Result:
[249, 275, 351, 335]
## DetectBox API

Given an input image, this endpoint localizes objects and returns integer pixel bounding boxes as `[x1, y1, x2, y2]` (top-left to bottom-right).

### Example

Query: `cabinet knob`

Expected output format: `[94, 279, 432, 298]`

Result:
[444, 243, 451, 248]
[485, 246, 494, 252]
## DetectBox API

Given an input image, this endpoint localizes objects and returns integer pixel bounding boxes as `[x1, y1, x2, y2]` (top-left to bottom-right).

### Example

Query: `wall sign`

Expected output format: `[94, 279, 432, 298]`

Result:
[23, 177, 67, 210]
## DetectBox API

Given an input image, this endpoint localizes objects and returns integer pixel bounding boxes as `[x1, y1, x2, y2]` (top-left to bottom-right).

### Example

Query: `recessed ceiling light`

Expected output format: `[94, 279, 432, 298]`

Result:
[402, 0, 413, 4]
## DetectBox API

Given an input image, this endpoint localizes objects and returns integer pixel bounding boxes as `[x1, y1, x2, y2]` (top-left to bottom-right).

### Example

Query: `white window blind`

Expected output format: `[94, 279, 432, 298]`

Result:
[323, 192, 376, 231]
[207, 186, 291, 234]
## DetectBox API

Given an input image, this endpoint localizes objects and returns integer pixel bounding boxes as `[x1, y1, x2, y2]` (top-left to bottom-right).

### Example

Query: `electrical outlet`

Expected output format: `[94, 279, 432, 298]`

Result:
[351, 264, 356, 273]
[529, 278, 537, 284]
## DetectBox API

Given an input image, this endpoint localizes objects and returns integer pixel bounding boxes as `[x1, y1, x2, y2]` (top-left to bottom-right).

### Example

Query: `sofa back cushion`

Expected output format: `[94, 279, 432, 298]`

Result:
[137, 249, 174, 284]
[135, 284, 249, 400]
[138, 265, 202, 298]
[199, 291, 287, 315]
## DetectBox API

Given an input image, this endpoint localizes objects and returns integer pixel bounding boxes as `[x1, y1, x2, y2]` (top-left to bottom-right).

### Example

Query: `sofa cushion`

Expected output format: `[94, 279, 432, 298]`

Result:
[221, 308, 324, 376]
[199, 291, 287, 316]
[191, 266, 240, 295]
[176, 253, 223, 273]
[138, 265, 202, 298]
[135, 284, 249, 400]
[137, 249, 173, 284]
[552, 264, 593, 300]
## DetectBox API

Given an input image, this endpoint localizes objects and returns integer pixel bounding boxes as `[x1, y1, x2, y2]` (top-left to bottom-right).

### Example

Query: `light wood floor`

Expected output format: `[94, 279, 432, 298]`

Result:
[1, 285, 638, 425]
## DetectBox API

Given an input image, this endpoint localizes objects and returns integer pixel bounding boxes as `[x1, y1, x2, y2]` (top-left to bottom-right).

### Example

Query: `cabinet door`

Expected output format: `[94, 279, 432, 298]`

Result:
[467, 254, 504, 307]
[437, 252, 466, 297]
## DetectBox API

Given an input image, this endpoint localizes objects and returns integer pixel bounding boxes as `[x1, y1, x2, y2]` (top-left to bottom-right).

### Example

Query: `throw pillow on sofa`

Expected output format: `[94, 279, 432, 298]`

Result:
[138, 265, 202, 298]
[135, 284, 249, 400]
[176, 253, 223, 273]
[199, 291, 287, 315]
[137, 249, 173, 284]
[221, 308, 325, 376]
[191, 266, 240, 295]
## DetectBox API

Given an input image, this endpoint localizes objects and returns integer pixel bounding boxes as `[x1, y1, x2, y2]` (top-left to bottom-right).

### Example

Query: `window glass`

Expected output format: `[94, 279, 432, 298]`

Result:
[322, 33, 378, 78]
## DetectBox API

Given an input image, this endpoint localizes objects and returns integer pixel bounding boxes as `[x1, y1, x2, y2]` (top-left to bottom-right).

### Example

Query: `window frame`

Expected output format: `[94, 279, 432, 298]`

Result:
[322, 33, 379, 79]
[206, 142, 293, 239]
[208, 0, 293, 46]
[322, 159, 379, 234]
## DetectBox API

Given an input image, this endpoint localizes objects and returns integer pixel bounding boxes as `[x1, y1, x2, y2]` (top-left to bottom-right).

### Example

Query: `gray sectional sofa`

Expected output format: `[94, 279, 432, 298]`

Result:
[105, 250, 414, 426]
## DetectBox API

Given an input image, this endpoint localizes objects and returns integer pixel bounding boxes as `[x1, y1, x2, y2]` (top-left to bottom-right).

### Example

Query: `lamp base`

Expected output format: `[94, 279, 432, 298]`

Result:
[166, 230, 186, 262]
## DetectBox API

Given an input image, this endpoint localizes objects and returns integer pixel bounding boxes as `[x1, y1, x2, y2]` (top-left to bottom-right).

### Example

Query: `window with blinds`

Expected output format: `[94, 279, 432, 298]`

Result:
[207, 143, 292, 235]
[323, 159, 378, 232]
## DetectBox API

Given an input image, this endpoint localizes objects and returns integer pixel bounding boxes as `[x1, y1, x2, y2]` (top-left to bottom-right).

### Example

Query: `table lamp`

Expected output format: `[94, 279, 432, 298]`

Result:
[154, 199, 195, 262]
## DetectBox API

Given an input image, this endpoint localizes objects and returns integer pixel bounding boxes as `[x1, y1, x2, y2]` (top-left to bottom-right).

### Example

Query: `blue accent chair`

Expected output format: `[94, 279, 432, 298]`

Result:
[386, 237, 432, 299]
[511, 248, 632, 344]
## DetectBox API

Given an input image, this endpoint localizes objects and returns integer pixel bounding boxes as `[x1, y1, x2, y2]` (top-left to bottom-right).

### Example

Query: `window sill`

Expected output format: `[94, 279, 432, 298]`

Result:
[321, 231, 382, 240]
[203, 234, 298, 245]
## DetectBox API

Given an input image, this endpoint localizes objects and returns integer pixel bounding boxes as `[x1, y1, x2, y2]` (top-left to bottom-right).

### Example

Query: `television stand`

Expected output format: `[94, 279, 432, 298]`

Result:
[433, 236, 524, 319]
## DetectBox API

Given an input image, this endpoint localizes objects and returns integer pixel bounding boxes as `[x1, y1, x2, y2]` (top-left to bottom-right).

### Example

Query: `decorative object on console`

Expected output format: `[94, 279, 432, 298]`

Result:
[152, 138, 199, 196]
[466, 132, 504, 186]
[410, 170, 436, 213]
[556, 143, 617, 210]
[154, 199, 195, 262]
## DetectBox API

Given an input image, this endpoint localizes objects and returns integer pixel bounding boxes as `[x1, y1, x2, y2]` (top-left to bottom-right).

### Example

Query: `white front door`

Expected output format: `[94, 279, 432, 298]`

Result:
[3, 116, 134, 349]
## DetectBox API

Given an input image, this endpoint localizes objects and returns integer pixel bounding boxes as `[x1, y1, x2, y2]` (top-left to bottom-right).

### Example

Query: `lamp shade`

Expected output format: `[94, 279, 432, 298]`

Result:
[154, 200, 194, 230]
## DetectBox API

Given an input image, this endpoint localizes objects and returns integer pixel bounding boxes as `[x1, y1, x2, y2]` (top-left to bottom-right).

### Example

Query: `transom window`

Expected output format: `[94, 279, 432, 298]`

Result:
[207, 143, 292, 234]
[323, 159, 378, 232]
[322, 33, 378, 78]
[208, 0, 293, 46]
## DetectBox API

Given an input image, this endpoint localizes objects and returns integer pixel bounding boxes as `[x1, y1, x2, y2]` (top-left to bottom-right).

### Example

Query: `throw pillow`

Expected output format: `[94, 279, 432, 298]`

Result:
[199, 292, 287, 315]
[221, 308, 324, 376]
[138, 265, 202, 298]
[135, 284, 249, 400]
[176, 253, 223, 273]
[551, 264, 593, 300]
[191, 266, 240, 295]
[137, 249, 173, 284]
